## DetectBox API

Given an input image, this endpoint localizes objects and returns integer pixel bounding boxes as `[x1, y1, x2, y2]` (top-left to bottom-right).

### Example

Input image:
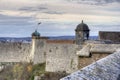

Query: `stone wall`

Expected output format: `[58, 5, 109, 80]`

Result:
[90, 44, 120, 53]
[78, 53, 109, 69]
[99, 31, 120, 42]
[39, 40, 120, 73]
[77, 43, 120, 69]
[0, 42, 31, 62]
[0, 37, 120, 75]
[61, 51, 120, 80]
[0, 38, 47, 64]
[45, 43, 79, 73]
[32, 39, 47, 64]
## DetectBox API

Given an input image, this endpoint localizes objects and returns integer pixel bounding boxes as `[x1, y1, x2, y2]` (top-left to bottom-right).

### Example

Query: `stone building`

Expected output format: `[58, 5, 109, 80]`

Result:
[30, 20, 91, 73]
[31, 30, 79, 73]
[99, 31, 120, 43]
[75, 20, 90, 45]
[61, 51, 120, 80]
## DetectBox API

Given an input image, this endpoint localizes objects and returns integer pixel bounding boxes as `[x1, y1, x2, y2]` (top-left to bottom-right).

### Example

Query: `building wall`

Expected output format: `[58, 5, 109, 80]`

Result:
[0, 37, 119, 74]
[0, 42, 31, 62]
[75, 31, 84, 45]
[78, 43, 120, 69]
[90, 44, 120, 53]
[45, 43, 79, 73]
[99, 31, 120, 42]
[32, 39, 47, 64]
[78, 53, 109, 69]
[61, 51, 120, 80]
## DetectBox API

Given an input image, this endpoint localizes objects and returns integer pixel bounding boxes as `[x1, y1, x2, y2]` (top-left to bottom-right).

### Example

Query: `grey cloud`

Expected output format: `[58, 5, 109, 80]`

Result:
[66, 0, 120, 5]
[100, 0, 120, 3]
[19, 7, 33, 11]
[19, 6, 47, 12]
[19, 6, 64, 14]
[43, 11, 64, 14]
[0, 14, 30, 19]
[19, 6, 63, 14]
[0, 14, 33, 25]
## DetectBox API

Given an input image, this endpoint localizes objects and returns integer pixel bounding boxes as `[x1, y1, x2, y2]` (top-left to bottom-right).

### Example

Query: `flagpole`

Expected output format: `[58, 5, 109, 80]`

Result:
[36, 22, 41, 31]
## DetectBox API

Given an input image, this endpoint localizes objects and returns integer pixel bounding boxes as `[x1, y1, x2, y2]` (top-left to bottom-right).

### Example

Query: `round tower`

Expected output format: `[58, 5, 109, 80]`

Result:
[32, 30, 40, 39]
[75, 20, 90, 45]
[30, 30, 40, 62]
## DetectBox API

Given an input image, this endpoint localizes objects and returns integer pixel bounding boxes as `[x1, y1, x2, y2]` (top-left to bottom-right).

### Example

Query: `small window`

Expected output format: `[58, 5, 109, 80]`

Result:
[89, 53, 92, 57]
[49, 49, 52, 52]
[118, 35, 120, 37]
[56, 47, 58, 49]
[44, 52, 46, 56]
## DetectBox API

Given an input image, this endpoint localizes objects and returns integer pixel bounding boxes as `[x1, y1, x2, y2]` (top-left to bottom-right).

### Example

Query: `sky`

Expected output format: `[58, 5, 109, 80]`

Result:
[0, 0, 120, 37]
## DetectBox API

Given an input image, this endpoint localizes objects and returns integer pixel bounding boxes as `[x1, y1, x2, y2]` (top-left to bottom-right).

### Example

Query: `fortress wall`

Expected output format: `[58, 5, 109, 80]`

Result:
[45, 42, 120, 73]
[47, 40, 75, 44]
[78, 43, 120, 69]
[78, 53, 109, 69]
[0, 42, 31, 62]
[33, 39, 47, 64]
[90, 44, 120, 53]
[46, 43, 79, 73]
[99, 31, 120, 42]
[61, 51, 120, 80]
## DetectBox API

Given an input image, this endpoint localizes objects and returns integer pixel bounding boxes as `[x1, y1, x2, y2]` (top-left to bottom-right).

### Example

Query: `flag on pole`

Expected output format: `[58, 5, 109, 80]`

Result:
[38, 22, 41, 25]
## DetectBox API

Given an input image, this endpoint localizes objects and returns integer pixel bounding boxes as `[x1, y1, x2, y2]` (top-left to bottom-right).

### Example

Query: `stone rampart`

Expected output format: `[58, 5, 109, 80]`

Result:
[77, 43, 120, 69]
[46, 43, 79, 73]
[61, 51, 120, 80]
[0, 38, 120, 74]
[77, 43, 120, 57]
[0, 42, 31, 62]
[32, 39, 47, 64]
[90, 44, 120, 53]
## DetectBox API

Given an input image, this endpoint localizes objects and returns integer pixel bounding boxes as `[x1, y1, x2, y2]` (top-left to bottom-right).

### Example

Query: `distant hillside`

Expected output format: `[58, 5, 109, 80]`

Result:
[0, 36, 98, 43]
[49, 36, 98, 40]
[48, 36, 75, 40]
[0, 37, 31, 43]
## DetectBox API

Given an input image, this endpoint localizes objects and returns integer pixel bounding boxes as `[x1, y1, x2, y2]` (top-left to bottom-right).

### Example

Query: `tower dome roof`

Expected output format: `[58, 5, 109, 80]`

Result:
[32, 30, 40, 37]
[75, 20, 90, 31]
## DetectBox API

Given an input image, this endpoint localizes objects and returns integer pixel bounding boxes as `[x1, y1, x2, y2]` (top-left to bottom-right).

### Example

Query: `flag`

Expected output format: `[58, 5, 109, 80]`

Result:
[38, 22, 41, 25]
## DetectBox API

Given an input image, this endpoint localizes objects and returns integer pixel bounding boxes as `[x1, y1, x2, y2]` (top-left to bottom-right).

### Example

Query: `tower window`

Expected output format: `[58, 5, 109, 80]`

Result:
[49, 49, 52, 52]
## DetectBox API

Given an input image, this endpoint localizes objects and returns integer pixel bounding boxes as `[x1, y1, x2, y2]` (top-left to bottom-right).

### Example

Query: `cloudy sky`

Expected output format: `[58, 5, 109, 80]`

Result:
[0, 0, 120, 37]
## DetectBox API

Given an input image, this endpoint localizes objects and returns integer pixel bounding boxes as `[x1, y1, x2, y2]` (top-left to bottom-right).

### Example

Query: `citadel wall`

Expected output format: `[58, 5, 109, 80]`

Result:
[77, 43, 120, 69]
[32, 39, 47, 64]
[0, 32, 120, 74]
[78, 53, 109, 69]
[61, 51, 120, 80]
[45, 43, 79, 73]
[0, 42, 31, 62]
[99, 31, 120, 42]
[90, 44, 120, 53]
